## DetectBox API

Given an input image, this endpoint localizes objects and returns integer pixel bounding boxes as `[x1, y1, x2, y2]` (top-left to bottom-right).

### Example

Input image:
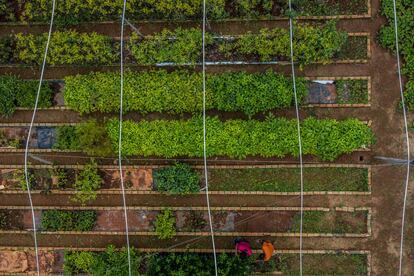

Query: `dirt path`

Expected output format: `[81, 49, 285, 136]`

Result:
[0, 193, 370, 208]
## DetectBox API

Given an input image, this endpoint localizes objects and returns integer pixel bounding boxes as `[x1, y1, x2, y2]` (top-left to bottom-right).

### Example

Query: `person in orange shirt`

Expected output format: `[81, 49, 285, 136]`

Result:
[259, 240, 275, 261]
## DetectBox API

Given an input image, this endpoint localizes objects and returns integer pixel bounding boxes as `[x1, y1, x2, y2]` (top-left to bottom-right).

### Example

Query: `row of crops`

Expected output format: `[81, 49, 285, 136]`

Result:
[0, 23, 359, 65]
[0, 0, 368, 22]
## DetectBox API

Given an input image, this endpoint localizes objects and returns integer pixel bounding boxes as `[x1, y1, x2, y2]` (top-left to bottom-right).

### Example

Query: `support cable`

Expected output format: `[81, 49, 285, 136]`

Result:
[23, 0, 56, 275]
[119, 0, 132, 275]
[391, 0, 412, 275]
[202, 0, 218, 275]
[287, 2, 304, 275]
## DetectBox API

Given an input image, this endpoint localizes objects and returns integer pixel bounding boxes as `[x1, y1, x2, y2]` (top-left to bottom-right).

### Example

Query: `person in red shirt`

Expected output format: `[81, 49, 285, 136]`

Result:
[234, 237, 252, 259]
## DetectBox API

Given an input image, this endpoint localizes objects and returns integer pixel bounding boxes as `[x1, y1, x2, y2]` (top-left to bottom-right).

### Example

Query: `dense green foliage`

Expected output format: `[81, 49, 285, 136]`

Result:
[0, 75, 52, 117]
[154, 163, 200, 194]
[64, 70, 306, 116]
[41, 210, 96, 231]
[73, 160, 102, 204]
[154, 209, 176, 239]
[219, 21, 347, 66]
[129, 28, 212, 65]
[14, 31, 117, 65]
[64, 245, 141, 275]
[1, 0, 367, 22]
[0, 37, 13, 63]
[147, 252, 252, 276]
[129, 23, 347, 66]
[379, 0, 414, 109]
[106, 116, 373, 161]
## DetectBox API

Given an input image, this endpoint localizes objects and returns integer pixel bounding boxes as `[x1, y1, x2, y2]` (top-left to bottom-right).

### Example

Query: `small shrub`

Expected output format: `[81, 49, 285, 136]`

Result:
[15, 169, 36, 191]
[52, 167, 69, 188]
[64, 251, 97, 274]
[153, 163, 200, 194]
[72, 160, 102, 204]
[54, 126, 79, 150]
[76, 119, 113, 156]
[0, 75, 17, 117]
[0, 36, 13, 63]
[155, 209, 176, 239]
[41, 210, 96, 231]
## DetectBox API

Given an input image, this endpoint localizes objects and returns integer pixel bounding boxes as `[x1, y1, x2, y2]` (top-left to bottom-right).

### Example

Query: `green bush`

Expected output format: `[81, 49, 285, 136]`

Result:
[64, 245, 141, 276]
[0, 75, 52, 117]
[106, 116, 374, 161]
[41, 210, 96, 231]
[14, 31, 117, 65]
[72, 160, 102, 204]
[154, 163, 200, 194]
[63, 70, 306, 116]
[379, 0, 414, 110]
[129, 28, 212, 65]
[155, 209, 176, 239]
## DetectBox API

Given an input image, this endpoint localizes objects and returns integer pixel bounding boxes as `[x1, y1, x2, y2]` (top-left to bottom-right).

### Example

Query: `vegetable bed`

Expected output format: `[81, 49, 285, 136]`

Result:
[0, 24, 368, 66]
[0, 0, 369, 23]
[208, 167, 369, 192]
[63, 248, 368, 275]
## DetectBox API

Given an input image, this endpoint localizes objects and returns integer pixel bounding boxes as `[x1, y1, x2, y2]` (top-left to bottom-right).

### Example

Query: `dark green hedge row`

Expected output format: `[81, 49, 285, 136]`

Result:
[0, 75, 52, 117]
[1, 0, 367, 23]
[103, 116, 373, 161]
[4, 22, 346, 66]
[64, 70, 306, 116]
[41, 210, 96, 231]
[379, 0, 414, 110]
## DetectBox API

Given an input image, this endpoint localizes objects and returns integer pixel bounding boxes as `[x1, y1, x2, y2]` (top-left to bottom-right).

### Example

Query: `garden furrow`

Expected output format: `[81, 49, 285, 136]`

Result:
[0, 193, 371, 208]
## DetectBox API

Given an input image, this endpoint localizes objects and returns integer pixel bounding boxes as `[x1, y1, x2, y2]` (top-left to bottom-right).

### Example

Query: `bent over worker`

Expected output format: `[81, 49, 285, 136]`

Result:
[234, 237, 252, 259]
[260, 240, 275, 261]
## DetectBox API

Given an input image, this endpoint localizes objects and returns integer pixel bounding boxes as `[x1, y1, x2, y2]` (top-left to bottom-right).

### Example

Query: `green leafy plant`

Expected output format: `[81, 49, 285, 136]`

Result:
[153, 163, 200, 194]
[154, 209, 176, 239]
[53, 126, 79, 151]
[14, 31, 117, 65]
[64, 70, 306, 116]
[72, 160, 102, 204]
[41, 210, 96, 231]
[0, 36, 13, 63]
[51, 167, 69, 188]
[15, 169, 36, 191]
[106, 116, 374, 161]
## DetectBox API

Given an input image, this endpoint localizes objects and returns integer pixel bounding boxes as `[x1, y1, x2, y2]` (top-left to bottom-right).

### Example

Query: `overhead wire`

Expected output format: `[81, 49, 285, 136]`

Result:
[202, 0, 218, 274]
[287, 2, 305, 275]
[390, 0, 412, 275]
[23, 0, 56, 275]
[119, 0, 132, 275]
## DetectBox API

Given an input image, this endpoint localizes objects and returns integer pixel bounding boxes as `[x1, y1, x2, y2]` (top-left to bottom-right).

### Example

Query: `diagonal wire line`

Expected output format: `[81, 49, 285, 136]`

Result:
[391, 0, 412, 275]
[202, 0, 218, 275]
[287, 3, 304, 275]
[23, 0, 56, 275]
[119, 0, 132, 275]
